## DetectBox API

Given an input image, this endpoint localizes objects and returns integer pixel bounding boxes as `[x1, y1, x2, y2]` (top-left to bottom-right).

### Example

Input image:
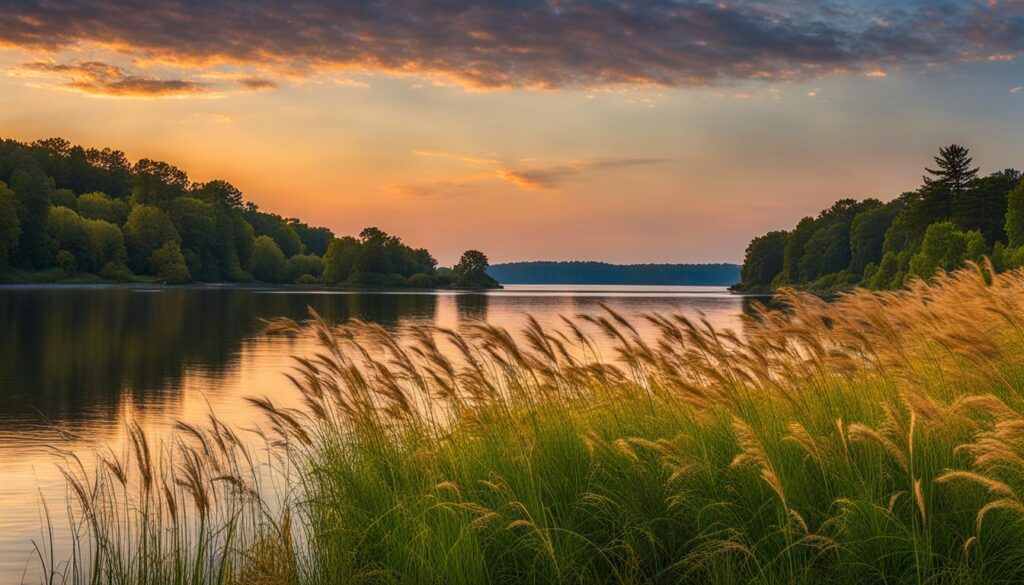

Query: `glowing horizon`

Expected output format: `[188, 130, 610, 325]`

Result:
[2, 1, 1022, 265]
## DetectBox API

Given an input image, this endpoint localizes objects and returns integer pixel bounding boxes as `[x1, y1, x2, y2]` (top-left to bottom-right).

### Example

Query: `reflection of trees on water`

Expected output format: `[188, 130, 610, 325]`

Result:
[0, 288, 438, 423]
[454, 292, 489, 322]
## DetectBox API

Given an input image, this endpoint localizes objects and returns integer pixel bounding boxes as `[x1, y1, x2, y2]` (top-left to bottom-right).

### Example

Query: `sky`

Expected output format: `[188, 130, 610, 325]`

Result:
[0, 1, 1022, 265]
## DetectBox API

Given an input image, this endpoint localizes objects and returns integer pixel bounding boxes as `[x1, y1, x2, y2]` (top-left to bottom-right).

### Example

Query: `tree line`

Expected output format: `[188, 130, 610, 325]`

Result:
[488, 261, 740, 285]
[736, 144, 1024, 292]
[0, 137, 498, 288]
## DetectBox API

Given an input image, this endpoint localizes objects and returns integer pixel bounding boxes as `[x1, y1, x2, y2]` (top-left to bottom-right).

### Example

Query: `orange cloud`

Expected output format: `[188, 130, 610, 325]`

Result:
[11, 60, 209, 97]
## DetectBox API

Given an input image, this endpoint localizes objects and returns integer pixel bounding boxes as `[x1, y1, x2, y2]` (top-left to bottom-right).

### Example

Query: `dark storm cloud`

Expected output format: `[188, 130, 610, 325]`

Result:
[1, 0, 1021, 92]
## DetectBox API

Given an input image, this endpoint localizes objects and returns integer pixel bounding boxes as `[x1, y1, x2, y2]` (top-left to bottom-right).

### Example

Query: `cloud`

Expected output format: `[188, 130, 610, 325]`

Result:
[0, 1, 1021, 93]
[11, 60, 208, 97]
[395, 155, 667, 196]
[8, 60, 284, 97]
[497, 158, 669, 190]
[1012, 86, 1024, 94]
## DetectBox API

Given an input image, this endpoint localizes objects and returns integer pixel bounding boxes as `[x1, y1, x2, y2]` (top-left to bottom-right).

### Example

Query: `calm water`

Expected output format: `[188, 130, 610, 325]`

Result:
[0, 284, 755, 582]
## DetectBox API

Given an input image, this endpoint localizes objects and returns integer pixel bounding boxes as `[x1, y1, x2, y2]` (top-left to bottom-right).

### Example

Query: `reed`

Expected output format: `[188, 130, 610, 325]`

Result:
[37, 262, 1024, 584]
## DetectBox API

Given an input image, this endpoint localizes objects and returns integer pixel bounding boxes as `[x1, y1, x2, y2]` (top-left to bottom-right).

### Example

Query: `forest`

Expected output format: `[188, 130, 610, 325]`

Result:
[488, 260, 739, 285]
[0, 137, 498, 288]
[736, 145, 1024, 293]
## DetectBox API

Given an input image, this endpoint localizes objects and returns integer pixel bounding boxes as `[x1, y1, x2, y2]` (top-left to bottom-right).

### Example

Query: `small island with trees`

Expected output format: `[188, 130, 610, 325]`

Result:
[0, 137, 500, 289]
[735, 144, 1024, 293]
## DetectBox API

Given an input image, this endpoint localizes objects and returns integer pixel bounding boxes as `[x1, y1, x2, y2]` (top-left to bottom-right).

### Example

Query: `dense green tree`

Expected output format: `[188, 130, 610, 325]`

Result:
[243, 204, 304, 257]
[289, 220, 334, 256]
[780, 216, 815, 284]
[10, 165, 53, 267]
[192, 179, 243, 208]
[52, 188, 77, 210]
[123, 205, 180, 275]
[166, 197, 220, 279]
[453, 250, 500, 288]
[47, 206, 90, 264]
[322, 236, 361, 283]
[82, 218, 127, 273]
[924, 144, 979, 196]
[286, 253, 324, 283]
[739, 231, 787, 290]
[249, 235, 288, 283]
[908, 221, 986, 280]
[130, 159, 190, 205]
[849, 200, 903, 274]
[952, 171, 1018, 244]
[150, 240, 191, 283]
[796, 199, 878, 281]
[1004, 180, 1024, 248]
[0, 181, 21, 265]
[78, 192, 129, 224]
[0, 135, 451, 286]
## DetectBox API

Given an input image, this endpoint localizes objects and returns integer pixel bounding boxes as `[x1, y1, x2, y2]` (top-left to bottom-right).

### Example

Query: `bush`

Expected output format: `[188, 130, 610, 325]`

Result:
[99, 260, 134, 281]
[249, 235, 287, 283]
[123, 205, 180, 275]
[55, 249, 77, 272]
[286, 253, 324, 283]
[78, 192, 129, 225]
[909, 221, 986, 279]
[407, 273, 437, 288]
[150, 241, 191, 283]
[296, 273, 319, 285]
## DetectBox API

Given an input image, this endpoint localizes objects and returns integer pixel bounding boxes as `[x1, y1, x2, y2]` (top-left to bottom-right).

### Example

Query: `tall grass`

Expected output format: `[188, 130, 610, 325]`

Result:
[39, 262, 1024, 584]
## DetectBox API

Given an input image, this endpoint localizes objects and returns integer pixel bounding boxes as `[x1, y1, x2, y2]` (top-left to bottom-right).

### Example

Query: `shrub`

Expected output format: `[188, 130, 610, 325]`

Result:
[99, 260, 134, 281]
[55, 249, 77, 272]
[407, 273, 437, 288]
[250, 235, 287, 283]
[286, 253, 324, 283]
[150, 240, 191, 283]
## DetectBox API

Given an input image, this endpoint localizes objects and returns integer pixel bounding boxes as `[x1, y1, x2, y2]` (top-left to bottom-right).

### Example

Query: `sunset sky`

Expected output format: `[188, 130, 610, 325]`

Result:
[1, 1, 1023, 265]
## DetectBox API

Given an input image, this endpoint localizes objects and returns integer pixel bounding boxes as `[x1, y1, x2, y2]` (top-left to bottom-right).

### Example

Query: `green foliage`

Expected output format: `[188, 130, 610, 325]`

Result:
[0, 181, 20, 264]
[52, 187, 77, 210]
[286, 253, 324, 283]
[322, 236, 361, 283]
[289, 220, 334, 256]
[908, 221, 985, 279]
[11, 164, 53, 268]
[0, 136, 459, 285]
[82, 218, 126, 272]
[453, 249, 500, 288]
[740, 145, 1021, 292]
[739, 230, 786, 290]
[55, 249, 77, 272]
[123, 204, 180, 275]
[150, 240, 191, 283]
[249, 235, 288, 283]
[407, 273, 437, 288]
[47, 206, 89, 264]
[99, 260, 133, 281]
[849, 200, 902, 274]
[952, 171, 1017, 244]
[244, 204, 304, 257]
[1005, 180, 1024, 247]
[77, 191, 129, 224]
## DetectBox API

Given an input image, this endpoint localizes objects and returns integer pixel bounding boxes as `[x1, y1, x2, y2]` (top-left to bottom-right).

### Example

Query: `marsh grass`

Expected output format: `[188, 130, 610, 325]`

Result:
[37, 262, 1024, 584]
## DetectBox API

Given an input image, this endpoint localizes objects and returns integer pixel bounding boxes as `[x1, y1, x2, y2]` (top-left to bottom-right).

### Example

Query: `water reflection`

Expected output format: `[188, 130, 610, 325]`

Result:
[0, 284, 756, 582]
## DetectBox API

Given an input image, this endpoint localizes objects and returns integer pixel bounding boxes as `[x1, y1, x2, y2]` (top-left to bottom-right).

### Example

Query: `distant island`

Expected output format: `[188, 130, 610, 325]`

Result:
[487, 261, 740, 286]
[0, 136, 500, 289]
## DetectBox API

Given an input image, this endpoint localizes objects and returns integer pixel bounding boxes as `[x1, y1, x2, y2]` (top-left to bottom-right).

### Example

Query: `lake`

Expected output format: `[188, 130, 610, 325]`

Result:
[0, 284, 756, 582]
